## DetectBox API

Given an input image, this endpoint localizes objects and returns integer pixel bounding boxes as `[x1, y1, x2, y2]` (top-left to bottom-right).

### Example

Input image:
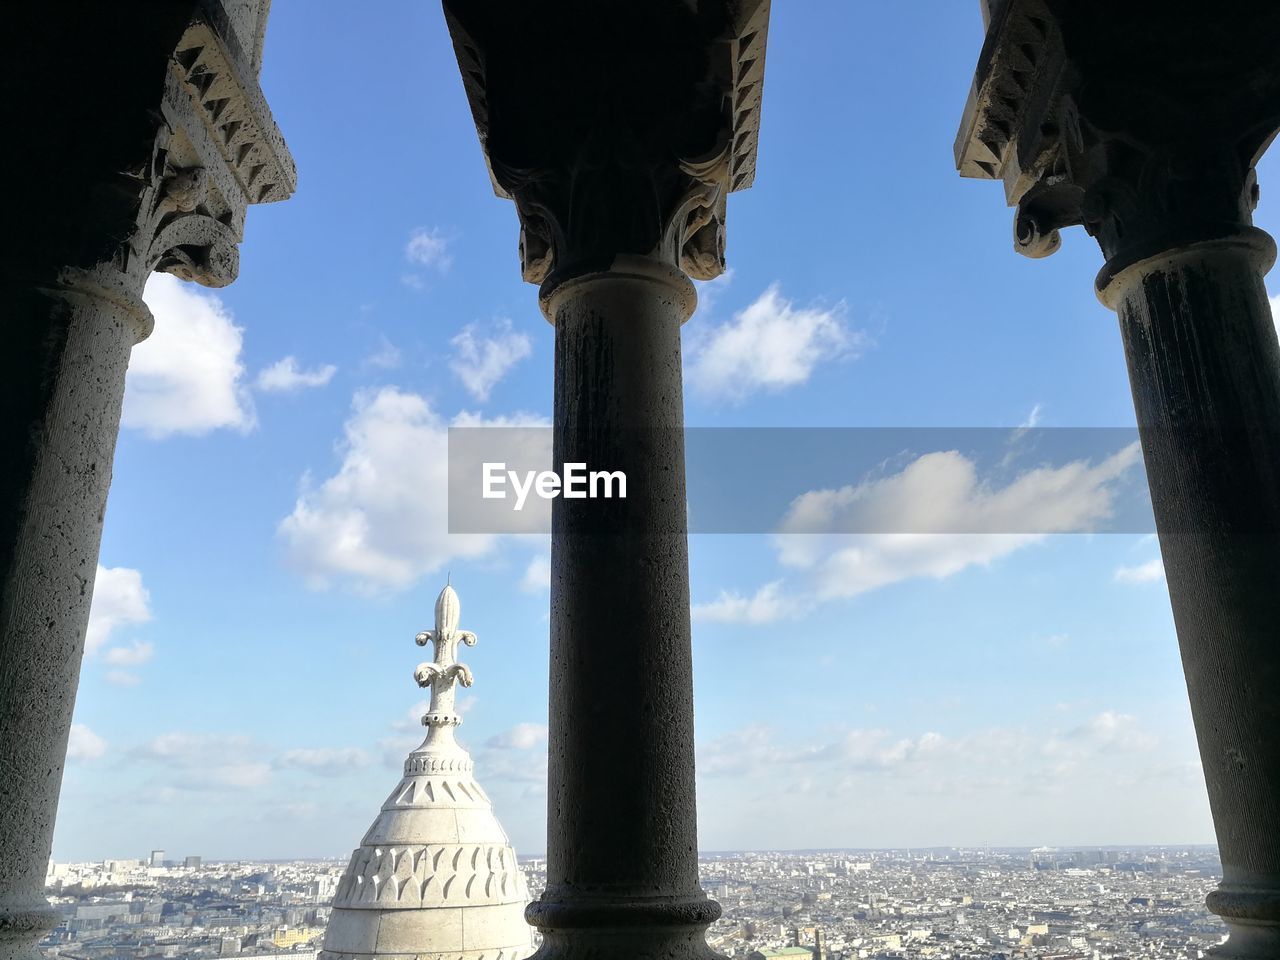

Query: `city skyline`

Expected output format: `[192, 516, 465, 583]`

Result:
[42, 847, 1229, 959]
[53, 0, 1280, 860]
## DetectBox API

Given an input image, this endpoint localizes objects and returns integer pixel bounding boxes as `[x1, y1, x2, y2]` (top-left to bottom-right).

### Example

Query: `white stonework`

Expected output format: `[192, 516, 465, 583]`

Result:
[321, 584, 534, 960]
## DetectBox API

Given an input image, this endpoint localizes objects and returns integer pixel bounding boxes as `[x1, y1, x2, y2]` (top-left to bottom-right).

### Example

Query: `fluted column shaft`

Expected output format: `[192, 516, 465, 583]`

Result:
[0, 278, 149, 959]
[529, 257, 719, 960]
[1099, 229, 1280, 957]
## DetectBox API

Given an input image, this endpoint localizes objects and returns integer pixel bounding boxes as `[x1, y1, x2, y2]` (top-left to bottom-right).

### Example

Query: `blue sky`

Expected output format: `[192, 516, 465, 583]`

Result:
[55, 0, 1280, 861]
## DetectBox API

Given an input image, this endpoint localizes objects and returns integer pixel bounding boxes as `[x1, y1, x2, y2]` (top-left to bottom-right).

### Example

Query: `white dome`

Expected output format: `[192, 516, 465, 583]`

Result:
[321, 584, 534, 960]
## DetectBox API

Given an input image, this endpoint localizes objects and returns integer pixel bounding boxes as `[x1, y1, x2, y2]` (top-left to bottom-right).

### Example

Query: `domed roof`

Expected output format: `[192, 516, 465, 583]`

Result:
[321, 583, 534, 960]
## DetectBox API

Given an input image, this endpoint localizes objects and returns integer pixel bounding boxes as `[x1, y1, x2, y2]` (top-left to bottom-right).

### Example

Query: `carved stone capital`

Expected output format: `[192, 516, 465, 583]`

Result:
[955, 0, 1280, 273]
[11, 4, 295, 305]
[444, 0, 767, 289]
[121, 17, 295, 294]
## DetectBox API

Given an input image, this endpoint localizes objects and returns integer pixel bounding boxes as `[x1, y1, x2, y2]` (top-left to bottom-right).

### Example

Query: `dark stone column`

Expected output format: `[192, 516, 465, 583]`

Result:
[956, 2, 1280, 954]
[538, 257, 713, 959]
[443, 3, 770, 957]
[0, 7, 293, 955]
[1099, 226, 1280, 958]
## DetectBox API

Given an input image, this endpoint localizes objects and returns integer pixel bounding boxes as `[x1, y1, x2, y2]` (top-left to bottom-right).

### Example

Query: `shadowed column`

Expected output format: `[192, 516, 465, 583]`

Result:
[442, 3, 770, 958]
[0, 5, 293, 956]
[955, 2, 1280, 955]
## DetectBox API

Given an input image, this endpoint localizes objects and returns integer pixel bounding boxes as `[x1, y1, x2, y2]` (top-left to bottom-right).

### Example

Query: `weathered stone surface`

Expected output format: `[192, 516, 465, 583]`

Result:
[0, 5, 293, 957]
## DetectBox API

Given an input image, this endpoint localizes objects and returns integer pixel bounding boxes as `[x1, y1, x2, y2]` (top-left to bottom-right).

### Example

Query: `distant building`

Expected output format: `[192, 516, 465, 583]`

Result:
[748, 946, 814, 960]
[184, 855, 202, 869]
[149, 849, 165, 866]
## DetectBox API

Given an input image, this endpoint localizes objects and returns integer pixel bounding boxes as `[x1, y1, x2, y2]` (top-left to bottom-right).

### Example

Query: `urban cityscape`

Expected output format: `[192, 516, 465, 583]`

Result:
[43, 846, 1226, 960]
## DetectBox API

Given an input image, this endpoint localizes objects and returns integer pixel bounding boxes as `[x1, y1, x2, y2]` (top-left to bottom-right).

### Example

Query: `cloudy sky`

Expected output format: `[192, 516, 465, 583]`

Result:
[56, 1, 1280, 862]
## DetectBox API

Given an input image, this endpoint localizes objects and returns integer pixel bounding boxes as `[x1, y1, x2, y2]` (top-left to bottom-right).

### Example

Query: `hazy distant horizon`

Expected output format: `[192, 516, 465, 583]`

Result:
[52, 841, 1223, 867]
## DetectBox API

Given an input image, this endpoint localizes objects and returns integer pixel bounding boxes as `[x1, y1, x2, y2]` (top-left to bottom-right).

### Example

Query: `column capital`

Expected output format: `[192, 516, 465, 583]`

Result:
[117, 13, 296, 295]
[955, 0, 1280, 275]
[443, 0, 768, 289]
[9, 2, 295, 297]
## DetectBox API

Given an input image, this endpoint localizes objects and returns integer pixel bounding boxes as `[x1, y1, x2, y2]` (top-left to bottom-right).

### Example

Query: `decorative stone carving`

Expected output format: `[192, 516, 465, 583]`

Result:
[955, 0, 1280, 271]
[333, 843, 524, 909]
[415, 584, 479, 728]
[320, 584, 533, 960]
[102, 17, 295, 300]
[443, 1, 768, 293]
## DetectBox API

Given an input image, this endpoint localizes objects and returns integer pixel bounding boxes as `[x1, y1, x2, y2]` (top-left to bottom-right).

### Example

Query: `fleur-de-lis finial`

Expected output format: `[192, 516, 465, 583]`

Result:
[413, 581, 478, 733]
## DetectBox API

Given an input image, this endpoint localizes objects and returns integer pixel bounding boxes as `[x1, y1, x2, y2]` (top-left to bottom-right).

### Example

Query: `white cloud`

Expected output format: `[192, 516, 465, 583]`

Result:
[1021, 403, 1044, 429]
[700, 443, 1141, 614]
[691, 268, 734, 320]
[775, 444, 1141, 601]
[687, 284, 863, 401]
[379, 734, 426, 769]
[701, 712, 1155, 785]
[478, 724, 549, 787]
[105, 670, 141, 687]
[692, 580, 794, 624]
[255, 356, 337, 393]
[125, 273, 254, 437]
[449, 319, 533, 402]
[391, 700, 431, 733]
[405, 227, 452, 272]
[1067, 711, 1157, 753]
[486, 723, 547, 750]
[67, 724, 107, 762]
[134, 732, 270, 789]
[363, 336, 402, 370]
[86, 566, 151, 655]
[699, 725, 946, 779]
[278, 387, 545, 592]
[1114, 557, 1166, 584]
[275, 747, 371, 776]
[139, 732, 249, 760]
[104, 640, 154, 667]
[694, 710, 1203, 849]
[521, 554, 550, 593]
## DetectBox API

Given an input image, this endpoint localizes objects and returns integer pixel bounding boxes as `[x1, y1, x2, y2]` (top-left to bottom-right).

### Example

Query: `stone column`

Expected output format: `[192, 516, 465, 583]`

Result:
[538, 256, 708, 959]
[1098, 224, 1280, 959]
[0, 277, 152, 959]
[955, 2, 1280, 955]
[0, 7, 293, 956]
[442, 4, 770, 959]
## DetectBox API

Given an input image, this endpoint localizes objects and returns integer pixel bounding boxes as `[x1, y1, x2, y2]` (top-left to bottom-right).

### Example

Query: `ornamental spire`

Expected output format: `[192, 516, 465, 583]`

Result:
[413, 582, 477, 741]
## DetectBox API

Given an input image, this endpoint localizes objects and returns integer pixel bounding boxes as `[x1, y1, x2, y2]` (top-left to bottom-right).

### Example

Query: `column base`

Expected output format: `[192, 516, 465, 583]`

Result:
[1208, 887, 1280, 959]
[0, 904, 59, 960]
[527, 893, 723, 960]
